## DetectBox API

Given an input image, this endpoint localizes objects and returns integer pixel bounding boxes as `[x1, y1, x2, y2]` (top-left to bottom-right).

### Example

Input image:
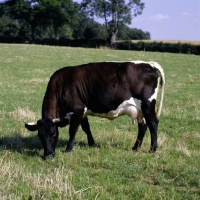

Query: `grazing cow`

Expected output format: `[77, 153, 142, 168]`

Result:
[25, 61, 165, 158]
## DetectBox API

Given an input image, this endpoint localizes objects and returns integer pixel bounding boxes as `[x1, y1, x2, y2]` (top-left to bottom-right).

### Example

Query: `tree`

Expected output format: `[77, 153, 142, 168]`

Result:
[81, 0, 144, 47]
[2, 0, 45, 42]
[72, 9, 107, 40]
[1, 0, 78, 42]
[46, 0, 79, 40]
[129, 28, 150, 40]
[0, 16, 19, 37]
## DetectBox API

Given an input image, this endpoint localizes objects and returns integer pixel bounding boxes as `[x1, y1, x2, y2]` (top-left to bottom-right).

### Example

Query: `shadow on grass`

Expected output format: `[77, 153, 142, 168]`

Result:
[0, 134, 40, 157]
[0, 134, 100, 157]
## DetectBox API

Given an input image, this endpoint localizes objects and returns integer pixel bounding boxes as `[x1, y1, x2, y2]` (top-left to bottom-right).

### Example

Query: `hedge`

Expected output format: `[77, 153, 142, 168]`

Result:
[0, 36, 25, 44]
[35, 38, 108, 48]
[116, 41, 200, 55]
[1, 36, 200, 55]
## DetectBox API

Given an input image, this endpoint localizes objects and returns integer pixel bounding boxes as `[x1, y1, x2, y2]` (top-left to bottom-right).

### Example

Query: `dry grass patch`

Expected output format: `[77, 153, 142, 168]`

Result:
[9, 107, 38, 122]
[0, 152, 79, 200]
[19, 78, 49, 84]
[176, 143, 191, 157]
[157, 135, 167, 147]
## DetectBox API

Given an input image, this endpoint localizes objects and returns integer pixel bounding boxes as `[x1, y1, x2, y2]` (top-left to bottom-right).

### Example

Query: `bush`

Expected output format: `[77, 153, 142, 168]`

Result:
[0, 36, 25, 43]
[116, 41, 200, 55]
[1, 36, 199, 55]
[39, 38, 107, 48]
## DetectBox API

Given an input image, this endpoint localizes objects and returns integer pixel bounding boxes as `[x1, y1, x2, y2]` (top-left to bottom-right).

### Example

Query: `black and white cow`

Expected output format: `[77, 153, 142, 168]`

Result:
[25, 61, 165, 158]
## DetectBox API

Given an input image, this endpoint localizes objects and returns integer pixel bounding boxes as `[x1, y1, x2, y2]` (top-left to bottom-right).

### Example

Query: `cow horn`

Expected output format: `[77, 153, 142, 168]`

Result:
[25, 118, 62, 124]
[24, 121, 37, 126]
[52, 118, 61, 123]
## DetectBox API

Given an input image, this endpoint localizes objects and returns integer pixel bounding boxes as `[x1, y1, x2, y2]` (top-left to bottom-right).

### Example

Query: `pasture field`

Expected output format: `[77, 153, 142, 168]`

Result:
[131, 40, 200, 45]
[0, 44, 200, 199]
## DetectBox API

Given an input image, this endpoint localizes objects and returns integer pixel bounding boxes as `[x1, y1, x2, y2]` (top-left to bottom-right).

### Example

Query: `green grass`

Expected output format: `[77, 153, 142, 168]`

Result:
[0, 44, 200, 199]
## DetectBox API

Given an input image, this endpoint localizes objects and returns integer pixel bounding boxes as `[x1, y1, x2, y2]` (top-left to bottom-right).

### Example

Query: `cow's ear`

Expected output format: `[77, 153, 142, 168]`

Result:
[24, 121, 38, 131]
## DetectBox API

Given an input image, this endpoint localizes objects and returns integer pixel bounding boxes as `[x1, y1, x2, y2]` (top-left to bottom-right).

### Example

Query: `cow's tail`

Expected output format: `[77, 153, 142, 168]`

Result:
[156, 64, 165, 118]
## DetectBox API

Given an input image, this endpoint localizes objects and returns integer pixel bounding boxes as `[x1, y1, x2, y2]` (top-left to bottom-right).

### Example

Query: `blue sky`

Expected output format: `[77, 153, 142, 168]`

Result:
[130, 0, 200, 41]
[89, 0, 200, 41]
[1, 0, 199, 41]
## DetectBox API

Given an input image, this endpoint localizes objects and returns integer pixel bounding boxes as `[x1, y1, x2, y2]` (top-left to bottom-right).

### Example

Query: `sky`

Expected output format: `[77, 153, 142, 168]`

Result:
[1, 0, 199, 41]
[130, 0, 200, 41]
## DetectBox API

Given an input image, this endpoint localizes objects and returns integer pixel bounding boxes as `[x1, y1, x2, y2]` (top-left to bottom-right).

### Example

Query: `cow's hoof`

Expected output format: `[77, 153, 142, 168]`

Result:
[88, 142, 95, 147]
[132, 148, 139, 152]
[43, 153, 55, 160]
[65, 148, 72, 153]
[149, 144, 157, 153]
[149, 149, 156, 153]
[132, 145, 140, 151]
[88, 138, 95, 146]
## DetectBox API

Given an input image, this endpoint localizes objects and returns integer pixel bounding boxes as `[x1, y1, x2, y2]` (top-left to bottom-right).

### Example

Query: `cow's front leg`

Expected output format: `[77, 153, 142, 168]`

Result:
[132, 122, 147, 151]
[81, 117, 95, 146]
[66, 111, 83, 152]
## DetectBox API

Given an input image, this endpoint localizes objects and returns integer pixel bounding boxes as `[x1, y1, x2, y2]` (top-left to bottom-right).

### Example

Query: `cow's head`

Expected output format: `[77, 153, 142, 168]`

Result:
[25, 118, 69, 158]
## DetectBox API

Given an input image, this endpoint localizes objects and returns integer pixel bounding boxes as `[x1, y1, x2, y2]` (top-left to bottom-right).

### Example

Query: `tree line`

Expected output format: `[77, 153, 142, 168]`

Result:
[0, 0, 150, 47]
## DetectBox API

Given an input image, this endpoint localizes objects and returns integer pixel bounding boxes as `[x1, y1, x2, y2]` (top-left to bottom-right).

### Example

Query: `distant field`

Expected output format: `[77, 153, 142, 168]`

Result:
[0, 44, 200, 199]
[131, 39, 200, 45]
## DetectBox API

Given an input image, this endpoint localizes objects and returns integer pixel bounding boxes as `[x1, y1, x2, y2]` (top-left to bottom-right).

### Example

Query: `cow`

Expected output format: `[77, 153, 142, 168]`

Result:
[25, 61, 165, 158]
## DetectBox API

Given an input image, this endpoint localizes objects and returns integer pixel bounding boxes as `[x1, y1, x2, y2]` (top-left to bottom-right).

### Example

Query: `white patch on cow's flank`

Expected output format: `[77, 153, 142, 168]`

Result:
[83, 97, 145, 124]
[148, 77, 160, 102]
[65, 112, 74, 123]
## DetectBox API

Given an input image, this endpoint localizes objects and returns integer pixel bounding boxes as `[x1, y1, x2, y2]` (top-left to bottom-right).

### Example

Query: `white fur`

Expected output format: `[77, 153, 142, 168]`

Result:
[148, 76, 160, 102]
[65, 112, 74, 123]
[83, 97, 145, 124]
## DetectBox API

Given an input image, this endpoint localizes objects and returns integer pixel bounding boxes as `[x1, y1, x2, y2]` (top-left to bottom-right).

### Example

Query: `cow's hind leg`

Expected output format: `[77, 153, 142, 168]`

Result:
[148, 117, 159, 152]
[132, 122, 147, 151]
[142, 99, 159, 152]
[81, 117, 95, 146]
[66, 111, 83, 152]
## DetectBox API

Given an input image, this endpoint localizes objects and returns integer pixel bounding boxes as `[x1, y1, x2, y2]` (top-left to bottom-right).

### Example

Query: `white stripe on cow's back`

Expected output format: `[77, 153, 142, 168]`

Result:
[131, 60, 164, 76]
[148, 61, 165, 84]
[83, 97, 145, 124]
[106, 60, 164, 79]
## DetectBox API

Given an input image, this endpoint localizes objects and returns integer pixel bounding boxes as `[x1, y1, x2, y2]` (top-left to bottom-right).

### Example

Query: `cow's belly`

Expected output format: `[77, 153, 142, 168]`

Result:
[84, 97, 145, 124]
